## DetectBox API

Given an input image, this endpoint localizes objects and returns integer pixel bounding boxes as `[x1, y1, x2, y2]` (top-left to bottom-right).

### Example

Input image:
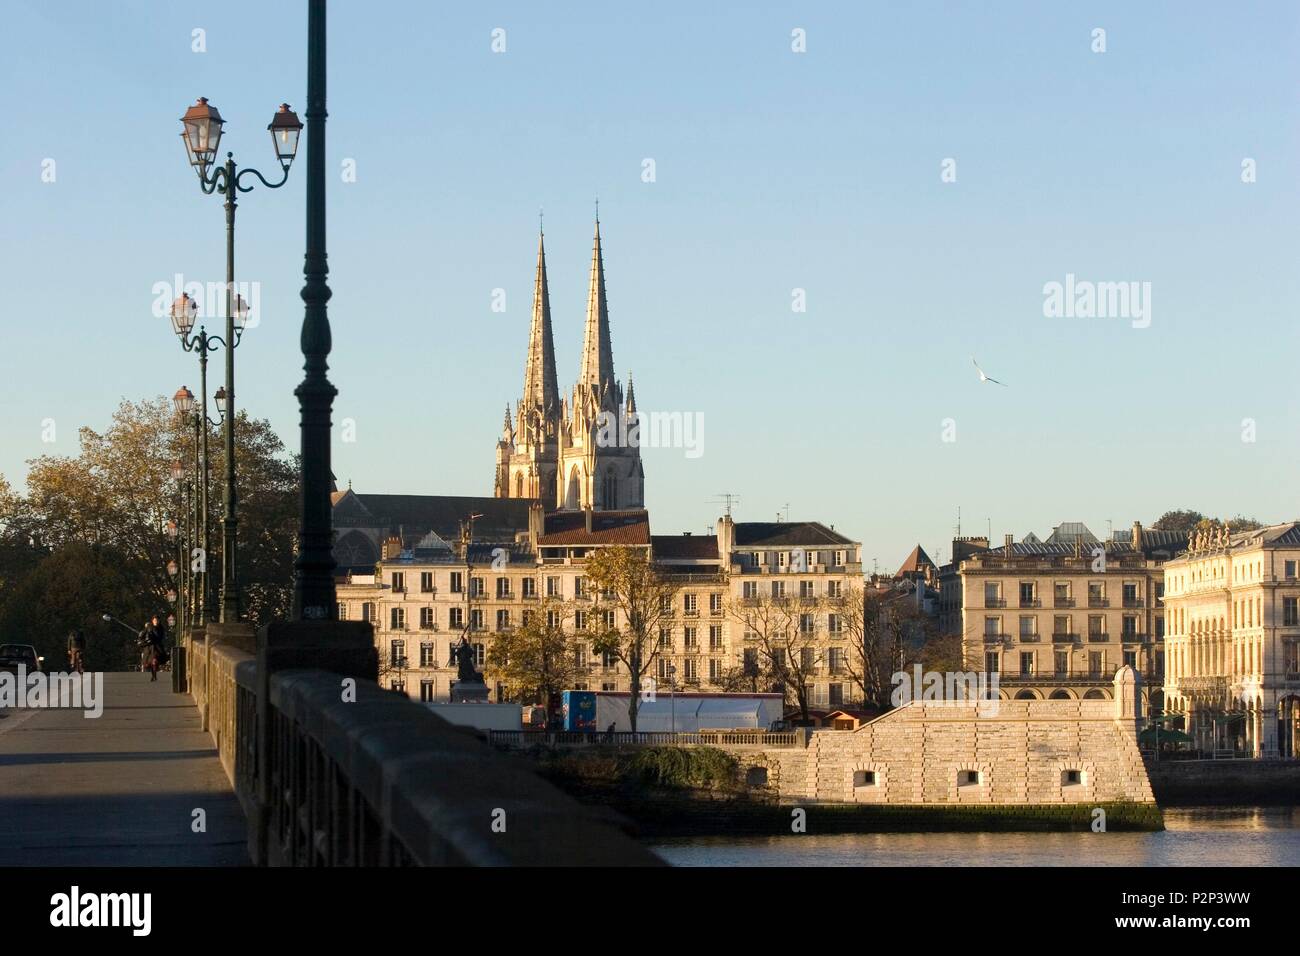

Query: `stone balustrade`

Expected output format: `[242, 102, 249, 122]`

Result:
[183, 632, 659, 866]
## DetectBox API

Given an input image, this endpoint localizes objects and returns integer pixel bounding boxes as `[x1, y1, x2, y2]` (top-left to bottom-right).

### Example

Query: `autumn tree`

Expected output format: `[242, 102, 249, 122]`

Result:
[583, 546, 681, 732]
[0, 395, 298, 664]
[726, 587, 823, 723]
[486, 599, 578, 705]
[1152, 510, 1207, 533]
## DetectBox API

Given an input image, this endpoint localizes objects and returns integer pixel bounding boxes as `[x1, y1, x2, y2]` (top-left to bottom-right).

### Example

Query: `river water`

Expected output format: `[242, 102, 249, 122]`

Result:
[651, 807, 1300, 866]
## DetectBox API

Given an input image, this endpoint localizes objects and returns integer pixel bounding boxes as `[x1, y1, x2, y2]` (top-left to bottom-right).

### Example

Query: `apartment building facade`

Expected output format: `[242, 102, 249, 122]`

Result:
[1162, 521, 1300, 758]
[960, 523, 1181, 704]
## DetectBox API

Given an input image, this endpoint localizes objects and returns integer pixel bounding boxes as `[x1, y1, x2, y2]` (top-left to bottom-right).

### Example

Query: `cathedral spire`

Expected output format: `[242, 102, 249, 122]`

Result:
[521, 228, 559, 418]
[578, 216, 615, 394]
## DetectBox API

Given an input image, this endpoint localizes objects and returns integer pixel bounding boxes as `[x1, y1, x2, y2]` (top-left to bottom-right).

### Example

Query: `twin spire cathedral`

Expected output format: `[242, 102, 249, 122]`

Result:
[493, 217, 645, 512]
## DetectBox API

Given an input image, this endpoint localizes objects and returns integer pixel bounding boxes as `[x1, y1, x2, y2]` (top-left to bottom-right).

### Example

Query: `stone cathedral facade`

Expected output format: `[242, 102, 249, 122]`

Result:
[493, 219, 645, 512]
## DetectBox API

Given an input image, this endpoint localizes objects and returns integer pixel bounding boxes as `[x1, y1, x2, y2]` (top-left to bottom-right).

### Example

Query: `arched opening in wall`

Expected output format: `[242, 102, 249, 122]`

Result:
[514, 472, 524, 498]
[1014, 690, 1038, 700]
[543, 470, 556, 505]
[957, 769, 982, 787]
[853, 770, 877, 788]
[565, 466, 581, 510]
[746, 766, 769, 788]
[1083, 689, 1109, 700]
[1049, 689, 1073, 700]
[1061, 768, 1086, 788]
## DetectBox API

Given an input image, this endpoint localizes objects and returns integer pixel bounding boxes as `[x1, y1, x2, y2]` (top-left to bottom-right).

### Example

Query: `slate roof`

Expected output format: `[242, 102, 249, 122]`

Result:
[652, 534, 721, 561]
[733, 522, 856, 548]
[333, 491, 535, 543]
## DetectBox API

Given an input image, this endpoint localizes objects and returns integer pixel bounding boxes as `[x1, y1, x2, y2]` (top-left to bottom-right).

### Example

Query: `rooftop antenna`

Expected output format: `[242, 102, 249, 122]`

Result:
[539, 207, 544, 235]
[780, 502, 790, 523]
[956, 505, 961, 538]
[1106, 518, 1113, 540]
[710, 493, 741, 517]
[987, 517, 991, 541]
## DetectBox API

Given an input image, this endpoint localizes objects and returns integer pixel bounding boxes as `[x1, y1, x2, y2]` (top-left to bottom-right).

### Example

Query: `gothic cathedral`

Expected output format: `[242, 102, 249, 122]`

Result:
[493, 218, 645, 512]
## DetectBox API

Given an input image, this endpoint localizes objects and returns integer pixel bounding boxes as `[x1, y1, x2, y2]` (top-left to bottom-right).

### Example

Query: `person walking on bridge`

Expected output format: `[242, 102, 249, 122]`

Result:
[66, 629, 86, 674]
[138, 616, 169, 682]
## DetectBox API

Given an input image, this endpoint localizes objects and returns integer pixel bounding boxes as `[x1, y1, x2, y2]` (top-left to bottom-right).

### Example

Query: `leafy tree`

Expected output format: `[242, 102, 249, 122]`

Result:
[0, 396, 298, 663]
[487, 599, 578, 705]
[584, 546, 681, 732]
[1152, 510, 1206, 533]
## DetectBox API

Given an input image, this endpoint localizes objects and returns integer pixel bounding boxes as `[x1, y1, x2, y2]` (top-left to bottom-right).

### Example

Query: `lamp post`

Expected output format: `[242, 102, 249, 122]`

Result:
[172, 356, 213, 623]
[179, 96, 302, 625]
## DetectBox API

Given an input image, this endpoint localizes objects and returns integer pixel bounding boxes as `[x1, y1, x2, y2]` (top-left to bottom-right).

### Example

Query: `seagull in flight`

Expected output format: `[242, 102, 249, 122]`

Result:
[972, 357, 1007, 386]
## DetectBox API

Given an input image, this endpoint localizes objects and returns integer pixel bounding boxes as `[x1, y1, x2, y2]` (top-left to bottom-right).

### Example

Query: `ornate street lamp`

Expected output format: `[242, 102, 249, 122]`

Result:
[171, 309, 219, 623]
[178, 97, 301, 626]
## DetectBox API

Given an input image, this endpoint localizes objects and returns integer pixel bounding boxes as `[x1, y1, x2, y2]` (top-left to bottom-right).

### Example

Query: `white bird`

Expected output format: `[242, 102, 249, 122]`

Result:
[972, 357, 1007, 386]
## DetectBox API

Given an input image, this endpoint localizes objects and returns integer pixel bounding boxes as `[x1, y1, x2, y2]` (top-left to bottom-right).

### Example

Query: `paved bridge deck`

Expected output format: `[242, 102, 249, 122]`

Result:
[0, 672, 247, 866]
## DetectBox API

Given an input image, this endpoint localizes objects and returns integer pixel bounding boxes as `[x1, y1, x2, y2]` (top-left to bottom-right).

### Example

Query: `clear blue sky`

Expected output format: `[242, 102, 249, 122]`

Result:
[2, 1, 1297, 570]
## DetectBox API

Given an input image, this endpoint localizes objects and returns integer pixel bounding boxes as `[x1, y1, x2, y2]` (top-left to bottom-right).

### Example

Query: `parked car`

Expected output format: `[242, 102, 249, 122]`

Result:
[0, 644, 43, 674]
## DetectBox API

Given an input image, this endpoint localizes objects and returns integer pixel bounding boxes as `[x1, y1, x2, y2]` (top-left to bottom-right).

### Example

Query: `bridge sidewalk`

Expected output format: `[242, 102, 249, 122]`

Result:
[0, 672, 248, 866]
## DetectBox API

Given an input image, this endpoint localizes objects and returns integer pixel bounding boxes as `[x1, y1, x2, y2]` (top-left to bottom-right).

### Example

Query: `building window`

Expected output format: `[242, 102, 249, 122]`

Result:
[984, 652, 999, 674]
[743, 581, 758, 599]
[684, 627, 698, 649]
[1122, 616, 1137, 638]
[800, 580, 815, 599]
[419, 606, 434, 630]
[827, 580, 842, 599]
[1088, 615, 1104, 639]
[828, 647, 846, 675]
[419, 642, 435, 667]
[420, 571, 434, 593]
[337, 602, 347, 621]
[1019, 615, 1036, 638]
[449, 572, 463, 594]
[1088, 582, 1105, 607]
[958, 770, 981, 787]
[390, 607, 406, 630]
[984, 616, 1001, 636]
[391, 572, 405, 593]
[710, 593, 723, 614]
[1088, 652, 1102, 677]
[470, 576, 484, 597]
[1019, 652, 1034, 676]
[1123, 651, 1137, 669]
[1285, 597, 1299, 627]
[1053, 615, 1070, 636]
[771, 581, 786, 600]
[449, 606, 463, 629]
[853, 770, 876, 788]
[684, 658, 698, 682]
[709, 658, 722, 681]
[420, 680, 434, 702]
[496, 609, 511, 631]
[659, 628, 672, 650]
[1062, 769, 1083, 787]
[833, 551, 845, 567]
[829, 683, 844, 707]
[984, 582, 1001, 606]
[602, 650, 617, 669]
[1019, 582, 1036, 607]
[523, 577, 537, 599]
[1054, 651, 1068, 677]
[709, 625, 724, 650]
[684, 593, 698, 615]
[1054, 582, 1070, 606]
[470, 609, 483, 632]
[389, 639, 406, 668]
[828, 613, 843, 635]
[361, 602, 375, 623]
[1285, 561, 1297, 580]
[574, 610, 587, 631]
[575, 577, 588, 599]
[800, 614, 815, 635]
[546, 575, 561, 597]
[496, 577, 512, 599]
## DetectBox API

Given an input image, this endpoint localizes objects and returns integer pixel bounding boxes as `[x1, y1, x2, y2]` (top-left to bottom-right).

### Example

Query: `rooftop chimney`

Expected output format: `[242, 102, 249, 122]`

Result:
[584, 506, 593, 534]
[1131, 520, 1143, 550]
[1003, 533, 1014, 556]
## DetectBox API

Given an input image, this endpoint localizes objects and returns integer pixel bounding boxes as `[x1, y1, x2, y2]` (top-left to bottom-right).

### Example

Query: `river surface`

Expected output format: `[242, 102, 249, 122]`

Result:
[651, 807, 1300, 866]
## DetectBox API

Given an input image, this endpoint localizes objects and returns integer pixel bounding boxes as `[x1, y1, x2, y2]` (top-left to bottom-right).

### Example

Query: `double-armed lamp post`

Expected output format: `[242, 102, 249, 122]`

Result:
[174, 97, 302, 625]
[171, 382, 213, 624]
